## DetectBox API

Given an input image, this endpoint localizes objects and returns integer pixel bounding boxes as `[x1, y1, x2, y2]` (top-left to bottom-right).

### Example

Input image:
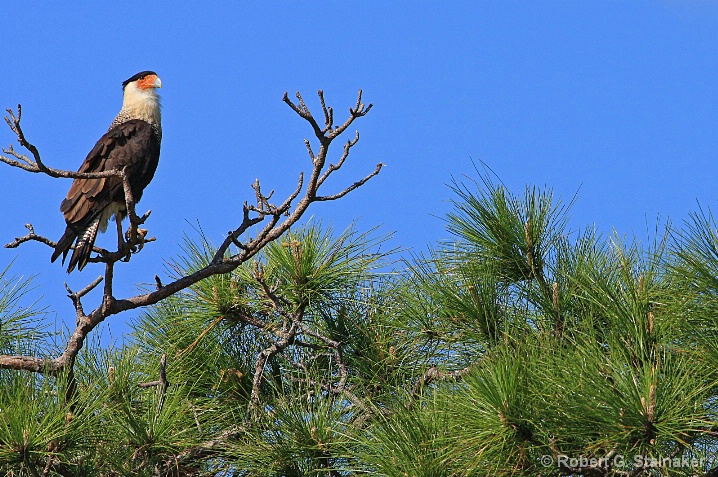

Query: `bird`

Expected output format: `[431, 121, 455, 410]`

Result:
[51, 71, 162, 273]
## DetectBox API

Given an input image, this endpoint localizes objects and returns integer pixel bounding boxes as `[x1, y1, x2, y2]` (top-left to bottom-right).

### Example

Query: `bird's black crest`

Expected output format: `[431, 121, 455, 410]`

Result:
[122, 71, 157, 90]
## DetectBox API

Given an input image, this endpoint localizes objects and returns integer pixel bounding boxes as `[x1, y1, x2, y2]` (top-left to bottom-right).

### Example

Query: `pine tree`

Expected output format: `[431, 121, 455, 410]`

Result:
[2, 171, 718, 476]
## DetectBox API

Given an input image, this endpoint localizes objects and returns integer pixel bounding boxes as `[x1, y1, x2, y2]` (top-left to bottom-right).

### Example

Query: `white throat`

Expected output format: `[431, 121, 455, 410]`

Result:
[119, 82, 161, 125]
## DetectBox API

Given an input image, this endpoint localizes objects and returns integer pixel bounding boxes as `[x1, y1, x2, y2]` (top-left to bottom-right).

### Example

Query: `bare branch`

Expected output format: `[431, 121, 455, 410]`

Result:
[0, 148, 39, 172]
[64, 276, 103, 322]
[303, 139, 315, 162]
[283, 91, 329, 144]
[283, 91, 324, 142]
[327, 89, 373, 140]
[0, 89, 381, 383]
[2, 143, 34, 165]
[2, 105, 127, 180]
[5, 223, 56, 249]
[102, 261, 115, 305]
[0, 355, 57, 373]
[317, 130, 360, 188]
[254, 271, 291, 312]
[3, 223, 135, 262]
[318, 90, 333, 133]
[166, 425, 245, 470]
[76, 275, 104, 299]
[279, 171, 304, 213]
[314, 162, 383, 201]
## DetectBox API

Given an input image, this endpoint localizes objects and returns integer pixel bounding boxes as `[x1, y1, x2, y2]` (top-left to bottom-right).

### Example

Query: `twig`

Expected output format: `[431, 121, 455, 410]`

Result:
[314, 162, 383, 201]
[2, 106, 126, 180]
[411, 364, 473, 399]
[64, 276, 103, 323]
[317, 131, 360, 187]
[177, 316, 224, 357]
[4, 223, 56, 249]
[318, 90, 334, 133]
[137, 354, 168, 389]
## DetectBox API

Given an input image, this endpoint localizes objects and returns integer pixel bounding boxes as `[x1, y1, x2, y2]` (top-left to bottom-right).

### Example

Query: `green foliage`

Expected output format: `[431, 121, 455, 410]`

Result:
[263, 223, 387, 309]
[0, 264, 49, 356]
[446, 173, 571, 284]
[4, 176, 718, 476]
[0, 370, 106, 476]
[360, 396, 453, 477]
[227, 388, 357, 476]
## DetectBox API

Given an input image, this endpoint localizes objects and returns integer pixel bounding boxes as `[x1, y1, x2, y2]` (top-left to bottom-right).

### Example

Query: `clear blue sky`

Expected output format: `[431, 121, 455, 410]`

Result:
[1, 2, 717, 337]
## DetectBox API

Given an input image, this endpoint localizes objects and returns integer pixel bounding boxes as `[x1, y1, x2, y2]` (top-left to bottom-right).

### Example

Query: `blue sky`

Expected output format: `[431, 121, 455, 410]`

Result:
[1, 2, 717, 337]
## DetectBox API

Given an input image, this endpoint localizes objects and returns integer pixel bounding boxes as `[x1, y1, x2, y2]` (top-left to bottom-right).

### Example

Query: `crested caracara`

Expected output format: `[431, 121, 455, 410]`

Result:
[51, 71, 162, 273]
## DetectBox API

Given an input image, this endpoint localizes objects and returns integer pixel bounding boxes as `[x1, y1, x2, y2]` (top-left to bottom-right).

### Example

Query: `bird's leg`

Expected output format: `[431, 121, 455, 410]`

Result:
[115, 214, 126, 251]
[117, 215, 133, 262]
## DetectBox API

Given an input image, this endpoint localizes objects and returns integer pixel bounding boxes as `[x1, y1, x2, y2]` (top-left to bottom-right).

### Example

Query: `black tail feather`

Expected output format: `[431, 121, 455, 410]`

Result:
[52, 216, 100, 273]
[51, 226, 78, 264]
[67, 217, 100, 273]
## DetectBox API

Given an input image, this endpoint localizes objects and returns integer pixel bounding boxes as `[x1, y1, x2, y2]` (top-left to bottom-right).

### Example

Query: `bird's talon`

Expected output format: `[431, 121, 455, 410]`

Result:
[137, 228, 148, 251]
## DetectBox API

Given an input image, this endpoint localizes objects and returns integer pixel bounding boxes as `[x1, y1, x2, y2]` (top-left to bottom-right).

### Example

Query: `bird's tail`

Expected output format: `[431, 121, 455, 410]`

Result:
[51, 216, 100, 273]
[51, 226, 78, 264]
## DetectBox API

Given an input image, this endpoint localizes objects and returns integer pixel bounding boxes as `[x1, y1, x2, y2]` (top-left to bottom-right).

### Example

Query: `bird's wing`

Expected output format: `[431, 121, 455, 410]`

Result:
[60, 119, 156, 225]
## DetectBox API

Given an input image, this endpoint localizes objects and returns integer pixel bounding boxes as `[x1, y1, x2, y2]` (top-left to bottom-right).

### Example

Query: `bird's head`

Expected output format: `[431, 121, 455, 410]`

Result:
[120, 71, 162, 121]
[122, 71, 162, 91]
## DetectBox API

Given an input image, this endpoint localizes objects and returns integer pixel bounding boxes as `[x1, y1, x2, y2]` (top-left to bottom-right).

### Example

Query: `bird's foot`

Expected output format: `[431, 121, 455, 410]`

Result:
[120, 228, 147, 261]
[129, 228, 148, 254]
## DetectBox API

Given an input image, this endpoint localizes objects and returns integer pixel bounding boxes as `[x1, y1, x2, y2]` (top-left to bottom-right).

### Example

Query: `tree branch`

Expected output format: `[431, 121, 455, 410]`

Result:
[0, 90, 381, 387]
[3, 106, 125, 180]
[314, 162, 383, 201]
[411, 364, 473, 400]
[137, 354, 169, 389]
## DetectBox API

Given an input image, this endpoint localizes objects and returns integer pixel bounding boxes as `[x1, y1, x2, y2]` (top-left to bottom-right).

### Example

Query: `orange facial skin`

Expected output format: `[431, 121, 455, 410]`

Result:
[137, 74, 161, 90]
